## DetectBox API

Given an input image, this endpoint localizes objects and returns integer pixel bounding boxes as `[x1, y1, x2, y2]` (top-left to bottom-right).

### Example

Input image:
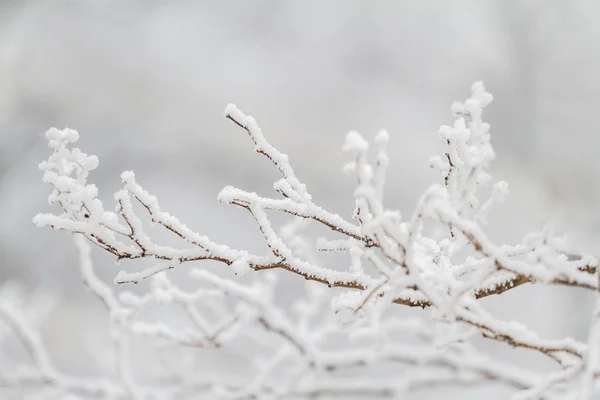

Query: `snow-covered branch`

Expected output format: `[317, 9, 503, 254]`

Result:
[22, 82, 600, 398]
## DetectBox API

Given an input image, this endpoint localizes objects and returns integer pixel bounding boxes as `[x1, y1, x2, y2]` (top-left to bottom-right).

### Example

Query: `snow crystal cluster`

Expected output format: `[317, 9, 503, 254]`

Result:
[1, 82, 599, 399]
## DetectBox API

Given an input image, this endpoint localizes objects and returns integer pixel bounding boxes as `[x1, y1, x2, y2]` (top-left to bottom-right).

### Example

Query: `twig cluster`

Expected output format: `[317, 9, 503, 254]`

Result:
[0, 82, 597, 399]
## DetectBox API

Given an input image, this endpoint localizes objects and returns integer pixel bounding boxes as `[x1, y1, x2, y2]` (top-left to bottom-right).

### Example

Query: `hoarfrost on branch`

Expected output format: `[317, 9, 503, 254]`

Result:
[1, 82, 598, 398]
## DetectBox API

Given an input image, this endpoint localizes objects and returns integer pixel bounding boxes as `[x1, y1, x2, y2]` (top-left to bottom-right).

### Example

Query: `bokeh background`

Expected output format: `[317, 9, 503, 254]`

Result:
[1, 1, 599, 398]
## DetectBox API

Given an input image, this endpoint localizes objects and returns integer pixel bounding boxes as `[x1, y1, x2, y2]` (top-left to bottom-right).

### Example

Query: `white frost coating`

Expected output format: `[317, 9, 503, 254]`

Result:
[230, 257, 252, 275]
[343, 130, 369, 153]
[28, 83, 600, 398]
[372, 129, 390, 201]
[224, 103, 312, 202]
[114, 260, 178, 284]
[349, 246, 364, 276]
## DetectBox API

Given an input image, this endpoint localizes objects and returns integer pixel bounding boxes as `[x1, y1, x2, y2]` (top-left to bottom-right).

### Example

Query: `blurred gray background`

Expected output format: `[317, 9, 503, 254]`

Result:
[0, 0, 599, 398]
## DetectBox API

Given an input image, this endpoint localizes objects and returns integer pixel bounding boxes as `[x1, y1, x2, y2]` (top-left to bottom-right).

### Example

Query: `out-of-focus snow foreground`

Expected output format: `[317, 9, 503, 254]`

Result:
[1, 1, 600, 399]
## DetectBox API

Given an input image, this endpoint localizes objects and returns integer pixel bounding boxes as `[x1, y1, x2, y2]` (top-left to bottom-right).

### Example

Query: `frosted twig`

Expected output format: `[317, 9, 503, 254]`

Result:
[30, 82, 600, 398]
